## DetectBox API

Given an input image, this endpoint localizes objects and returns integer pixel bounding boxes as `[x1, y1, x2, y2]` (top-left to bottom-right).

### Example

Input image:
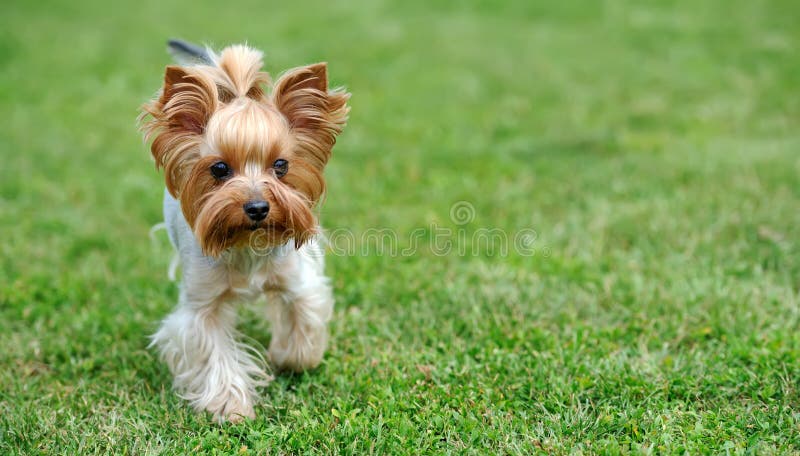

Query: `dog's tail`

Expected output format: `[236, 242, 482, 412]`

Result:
[167, 39, 214, 65]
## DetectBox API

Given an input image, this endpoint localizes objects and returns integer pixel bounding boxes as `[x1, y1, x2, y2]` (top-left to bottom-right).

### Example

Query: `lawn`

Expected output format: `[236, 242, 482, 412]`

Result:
[2, 0, 800, 453]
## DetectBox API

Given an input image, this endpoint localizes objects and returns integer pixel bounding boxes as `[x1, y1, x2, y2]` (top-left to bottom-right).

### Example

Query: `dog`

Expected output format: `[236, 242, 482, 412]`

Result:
[139, 40, 349, 422]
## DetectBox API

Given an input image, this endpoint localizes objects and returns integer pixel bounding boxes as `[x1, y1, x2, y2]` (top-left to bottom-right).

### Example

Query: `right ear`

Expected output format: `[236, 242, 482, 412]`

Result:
[140, 66, 218, 196]
[271, 63, 350, 168]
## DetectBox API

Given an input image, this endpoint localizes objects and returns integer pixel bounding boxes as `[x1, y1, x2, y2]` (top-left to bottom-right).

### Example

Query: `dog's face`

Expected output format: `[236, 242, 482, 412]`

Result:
[141, 46, 349, 256]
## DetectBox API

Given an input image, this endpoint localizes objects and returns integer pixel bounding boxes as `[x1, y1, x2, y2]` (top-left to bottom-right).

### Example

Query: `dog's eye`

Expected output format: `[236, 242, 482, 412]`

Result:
[273, 159, 288, 178]
[210, 161, 232, 180]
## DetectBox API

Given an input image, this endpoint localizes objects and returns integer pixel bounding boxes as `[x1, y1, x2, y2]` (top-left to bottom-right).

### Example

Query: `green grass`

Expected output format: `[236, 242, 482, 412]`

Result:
[2, 0, 800, 453]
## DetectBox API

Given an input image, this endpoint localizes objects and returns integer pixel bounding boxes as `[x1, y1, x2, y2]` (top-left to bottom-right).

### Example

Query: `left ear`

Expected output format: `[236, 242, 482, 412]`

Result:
[272, 63, 350, 167]
[140, 65, 219, 196]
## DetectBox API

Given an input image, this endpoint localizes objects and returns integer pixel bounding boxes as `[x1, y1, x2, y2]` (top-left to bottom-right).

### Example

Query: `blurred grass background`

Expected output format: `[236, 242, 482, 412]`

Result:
[1, 0, 799, 453]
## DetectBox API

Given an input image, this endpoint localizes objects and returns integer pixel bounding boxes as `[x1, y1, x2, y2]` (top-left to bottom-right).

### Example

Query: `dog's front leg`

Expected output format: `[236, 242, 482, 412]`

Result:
[151, 263, 268, 422]
[264, 244, 334, 372]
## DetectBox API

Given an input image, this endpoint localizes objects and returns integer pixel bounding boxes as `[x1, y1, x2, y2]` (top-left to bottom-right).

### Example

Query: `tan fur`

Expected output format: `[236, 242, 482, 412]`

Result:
[143, 43, 345, 423]
[140, 44, 350, 257]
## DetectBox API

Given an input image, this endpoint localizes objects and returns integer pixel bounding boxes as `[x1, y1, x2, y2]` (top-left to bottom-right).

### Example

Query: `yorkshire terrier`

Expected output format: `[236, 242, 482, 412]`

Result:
[139, 40, 349, 422]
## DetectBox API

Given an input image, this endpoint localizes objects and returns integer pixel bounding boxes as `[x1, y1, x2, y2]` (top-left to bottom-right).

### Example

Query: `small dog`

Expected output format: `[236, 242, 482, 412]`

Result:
[139, 40, 349, 422]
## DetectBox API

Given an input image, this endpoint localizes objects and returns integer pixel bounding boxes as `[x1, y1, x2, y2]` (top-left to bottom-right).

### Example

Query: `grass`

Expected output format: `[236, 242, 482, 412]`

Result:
[2, 0, 800, 453]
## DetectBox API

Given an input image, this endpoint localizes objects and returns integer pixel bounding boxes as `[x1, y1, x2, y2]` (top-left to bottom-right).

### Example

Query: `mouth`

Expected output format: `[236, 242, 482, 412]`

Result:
[248, 221, 281, 231]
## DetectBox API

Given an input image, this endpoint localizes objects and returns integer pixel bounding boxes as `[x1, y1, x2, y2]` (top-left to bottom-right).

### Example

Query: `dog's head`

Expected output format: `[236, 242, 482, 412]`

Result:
[140, 45, 349, 256]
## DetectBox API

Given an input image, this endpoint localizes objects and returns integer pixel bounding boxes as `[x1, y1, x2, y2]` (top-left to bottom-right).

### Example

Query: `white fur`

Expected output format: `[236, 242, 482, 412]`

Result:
[151, 190, 333, 421]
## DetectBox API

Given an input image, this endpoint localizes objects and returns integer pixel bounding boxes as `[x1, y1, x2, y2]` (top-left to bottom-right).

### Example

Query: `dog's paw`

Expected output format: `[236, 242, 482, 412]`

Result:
[269, 331, 326, 373]
[211, 397, 256, 424]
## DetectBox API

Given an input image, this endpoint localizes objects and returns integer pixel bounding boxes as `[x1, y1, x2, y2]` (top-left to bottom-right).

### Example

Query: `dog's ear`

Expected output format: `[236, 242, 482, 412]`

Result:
[141, 66, 218, 196]
[272, 63, 350, 168]
[159, 66, 217, 135]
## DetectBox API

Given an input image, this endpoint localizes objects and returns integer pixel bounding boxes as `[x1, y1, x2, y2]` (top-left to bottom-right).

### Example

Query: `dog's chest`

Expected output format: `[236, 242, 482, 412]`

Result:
[224, 249, 275, 299]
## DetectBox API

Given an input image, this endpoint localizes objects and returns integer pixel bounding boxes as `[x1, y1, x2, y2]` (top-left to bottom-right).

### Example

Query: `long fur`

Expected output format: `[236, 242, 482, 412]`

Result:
[139, 42, 348, 422]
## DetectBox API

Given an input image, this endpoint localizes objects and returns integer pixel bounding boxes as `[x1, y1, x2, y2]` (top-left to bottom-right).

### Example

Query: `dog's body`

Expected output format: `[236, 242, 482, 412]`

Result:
[140, 41, 348, 421]
[154, 190, 332, 420]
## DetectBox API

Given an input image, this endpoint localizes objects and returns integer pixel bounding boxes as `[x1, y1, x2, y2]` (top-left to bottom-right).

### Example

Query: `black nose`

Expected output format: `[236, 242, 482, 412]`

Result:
[243, 200, 269, 222]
